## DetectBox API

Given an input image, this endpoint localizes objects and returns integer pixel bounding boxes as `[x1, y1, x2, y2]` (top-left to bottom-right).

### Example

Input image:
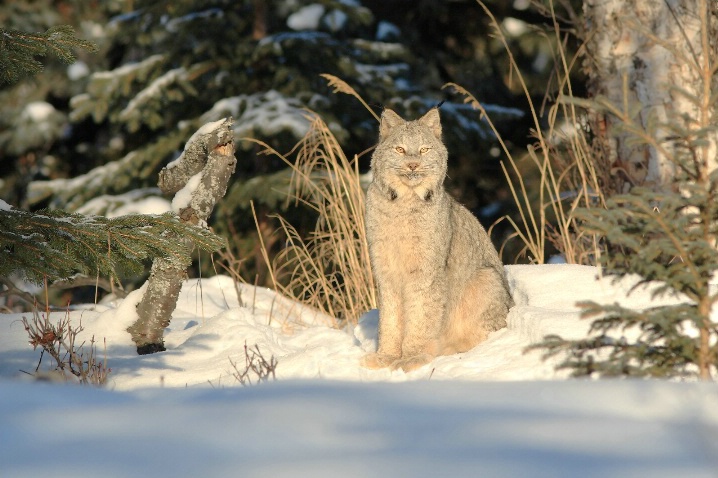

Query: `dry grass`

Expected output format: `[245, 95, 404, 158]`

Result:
[447, 0, 606, 265]
[244, 108, 376, 327]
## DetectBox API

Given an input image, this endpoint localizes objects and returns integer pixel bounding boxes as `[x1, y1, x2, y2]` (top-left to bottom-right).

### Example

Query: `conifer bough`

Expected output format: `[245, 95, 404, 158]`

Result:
[0, 25, 98, 85]
[0, 207, 222, 286]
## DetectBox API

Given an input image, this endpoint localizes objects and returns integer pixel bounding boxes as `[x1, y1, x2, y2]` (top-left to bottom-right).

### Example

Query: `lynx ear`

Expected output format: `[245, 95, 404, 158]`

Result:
[418, 108, 442, 139]
[379, 109, 405, 139]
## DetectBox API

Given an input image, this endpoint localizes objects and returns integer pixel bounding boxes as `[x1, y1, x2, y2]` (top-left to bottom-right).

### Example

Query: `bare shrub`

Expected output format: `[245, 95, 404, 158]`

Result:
[229, 342, 277, 386]
[22, 306, 110, 386]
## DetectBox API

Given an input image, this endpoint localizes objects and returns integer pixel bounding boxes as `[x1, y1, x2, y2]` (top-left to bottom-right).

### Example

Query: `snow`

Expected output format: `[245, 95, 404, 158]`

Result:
[22, 101, 56, 122]
[119, 67, 186, 121]
[10, 102, 66, 154]
[2, 264, 718, 476]
[376, 21, 401, 41]
[287, 4, 325, 30]
[201, 90, 310, 140]
[187, 117, 226, 145]
[171, 170, 203, 213]
[67, 61, 89, 80]
[27, 151, 134, 210]
[4, 380, 718, 478]
[353, 38, 407, 57]
[324, 9, 348, 32]
[354, 62, 410, 85]
[502, 17, 529, 37]
[0, 198, 12, 210]
[76, 189, 171, 217]
[91, 54, 164, 82]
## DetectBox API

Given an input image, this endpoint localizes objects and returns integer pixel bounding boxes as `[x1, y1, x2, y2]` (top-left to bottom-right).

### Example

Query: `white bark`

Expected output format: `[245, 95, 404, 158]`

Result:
[584, 0, 717, 191]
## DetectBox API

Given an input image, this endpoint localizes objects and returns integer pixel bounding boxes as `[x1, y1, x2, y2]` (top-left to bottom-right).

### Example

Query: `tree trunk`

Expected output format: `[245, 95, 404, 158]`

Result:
[128, 118, 236, 354]
[584, 0, 718, 192]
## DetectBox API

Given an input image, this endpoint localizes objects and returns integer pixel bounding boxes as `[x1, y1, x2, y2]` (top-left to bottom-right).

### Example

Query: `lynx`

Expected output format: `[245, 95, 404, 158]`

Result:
[362, 108, 513, 372]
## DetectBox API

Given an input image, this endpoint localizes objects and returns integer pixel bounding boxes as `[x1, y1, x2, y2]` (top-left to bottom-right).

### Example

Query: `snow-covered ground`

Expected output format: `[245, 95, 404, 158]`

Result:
[2, 264, 718, 477]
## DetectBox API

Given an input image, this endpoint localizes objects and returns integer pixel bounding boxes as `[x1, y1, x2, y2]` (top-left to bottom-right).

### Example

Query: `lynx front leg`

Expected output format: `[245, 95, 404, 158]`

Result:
[361, 286, 403, 369]
[392, 282, 445, 372]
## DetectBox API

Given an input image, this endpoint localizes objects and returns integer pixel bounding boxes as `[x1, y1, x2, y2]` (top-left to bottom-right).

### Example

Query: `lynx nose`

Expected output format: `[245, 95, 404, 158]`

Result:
[407, 162, 419, 171]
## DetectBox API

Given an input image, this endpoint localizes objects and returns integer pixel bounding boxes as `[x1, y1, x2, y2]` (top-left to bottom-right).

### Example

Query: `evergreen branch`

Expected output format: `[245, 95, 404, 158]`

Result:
[0, 208, 223, 285]
[52, 275, 125, 298]
[611, 195, 702, 290]
[27, 126, 191, 211]
[0, 26, 98, 85]
[44, 25, 98, 64]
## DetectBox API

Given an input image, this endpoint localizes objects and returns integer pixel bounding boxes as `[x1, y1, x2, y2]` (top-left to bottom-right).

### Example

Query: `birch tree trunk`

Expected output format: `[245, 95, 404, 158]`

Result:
[584, 0, 718, 192]
[128, 118, 236, 354]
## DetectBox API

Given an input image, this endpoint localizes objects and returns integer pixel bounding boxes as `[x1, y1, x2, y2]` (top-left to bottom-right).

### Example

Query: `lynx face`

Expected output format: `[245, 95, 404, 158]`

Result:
[371, 108, 448, 194]
[391, 143, 438, 187]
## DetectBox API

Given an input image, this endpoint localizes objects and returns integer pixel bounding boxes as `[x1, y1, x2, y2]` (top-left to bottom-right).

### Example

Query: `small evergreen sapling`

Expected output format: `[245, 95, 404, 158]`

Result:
[531, 98, 718, 380]
[532, 180, 718, 379]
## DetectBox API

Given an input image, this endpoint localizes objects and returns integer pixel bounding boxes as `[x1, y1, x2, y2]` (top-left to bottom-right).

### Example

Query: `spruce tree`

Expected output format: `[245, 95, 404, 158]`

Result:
[0, 1, 104, 208]
[533, 174, 718, 379]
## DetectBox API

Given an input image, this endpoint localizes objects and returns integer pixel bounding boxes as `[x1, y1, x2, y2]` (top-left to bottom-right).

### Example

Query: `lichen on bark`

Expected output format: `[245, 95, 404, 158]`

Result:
[127, 118, 236, 354]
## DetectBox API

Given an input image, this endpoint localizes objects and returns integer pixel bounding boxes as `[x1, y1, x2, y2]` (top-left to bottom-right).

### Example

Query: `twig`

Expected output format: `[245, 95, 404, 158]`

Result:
[229, 341, 277, 386]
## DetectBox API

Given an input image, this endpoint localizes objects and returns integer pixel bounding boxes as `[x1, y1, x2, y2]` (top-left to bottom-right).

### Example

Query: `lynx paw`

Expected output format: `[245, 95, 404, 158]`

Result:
[361, 353, 397, 369]
[391, 354, 433, 372]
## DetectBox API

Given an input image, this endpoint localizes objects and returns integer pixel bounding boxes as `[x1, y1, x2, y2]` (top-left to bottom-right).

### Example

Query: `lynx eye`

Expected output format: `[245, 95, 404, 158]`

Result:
[420, 147, 430, 154]
[395, 146, 405, 154]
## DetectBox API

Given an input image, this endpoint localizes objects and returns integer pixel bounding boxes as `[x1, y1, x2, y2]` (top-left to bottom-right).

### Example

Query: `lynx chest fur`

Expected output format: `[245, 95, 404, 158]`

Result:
[362, 108, 513, 372]
[367, 183, 451, 277]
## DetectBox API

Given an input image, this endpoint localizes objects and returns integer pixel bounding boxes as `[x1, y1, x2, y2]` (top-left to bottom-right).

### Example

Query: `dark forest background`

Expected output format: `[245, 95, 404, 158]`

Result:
[0, 0, 584, 295]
